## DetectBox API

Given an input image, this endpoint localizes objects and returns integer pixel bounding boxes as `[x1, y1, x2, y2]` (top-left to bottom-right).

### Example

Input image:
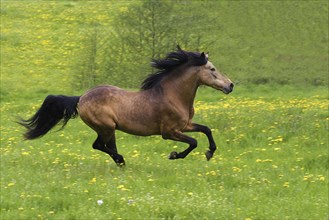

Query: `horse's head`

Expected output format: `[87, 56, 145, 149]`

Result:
[198, 53, 233, 94]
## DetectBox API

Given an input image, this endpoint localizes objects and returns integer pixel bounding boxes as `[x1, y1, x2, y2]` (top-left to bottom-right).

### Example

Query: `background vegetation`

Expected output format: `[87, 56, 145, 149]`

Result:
[1, 1, 328, 219]
[1, 0, 328, 96]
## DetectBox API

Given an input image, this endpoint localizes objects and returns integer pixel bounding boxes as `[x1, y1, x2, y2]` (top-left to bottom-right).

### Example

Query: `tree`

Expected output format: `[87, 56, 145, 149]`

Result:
[73, 0, 223, 89]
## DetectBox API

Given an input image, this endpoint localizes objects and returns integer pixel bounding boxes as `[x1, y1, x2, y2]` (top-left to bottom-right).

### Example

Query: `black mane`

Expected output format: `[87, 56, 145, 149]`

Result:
[140, 48, 208, 90]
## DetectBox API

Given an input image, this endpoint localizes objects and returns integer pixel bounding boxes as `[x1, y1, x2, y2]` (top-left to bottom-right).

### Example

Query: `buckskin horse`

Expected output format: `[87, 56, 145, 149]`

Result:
[19, 46, 233, 166]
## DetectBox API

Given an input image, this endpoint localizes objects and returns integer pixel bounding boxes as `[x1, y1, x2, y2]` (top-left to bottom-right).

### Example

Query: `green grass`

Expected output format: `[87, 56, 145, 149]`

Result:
[1, 1, 328, 219]
[1, 86, 328, 219]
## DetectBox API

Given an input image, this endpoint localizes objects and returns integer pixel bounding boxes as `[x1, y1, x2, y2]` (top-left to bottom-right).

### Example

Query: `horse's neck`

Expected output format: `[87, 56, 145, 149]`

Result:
[161, 69, 200, 108]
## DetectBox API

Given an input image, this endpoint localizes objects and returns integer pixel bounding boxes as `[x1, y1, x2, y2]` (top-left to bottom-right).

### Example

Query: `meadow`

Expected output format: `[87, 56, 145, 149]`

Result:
[1, 1, 328, 220]
[1, 86, 328, 219]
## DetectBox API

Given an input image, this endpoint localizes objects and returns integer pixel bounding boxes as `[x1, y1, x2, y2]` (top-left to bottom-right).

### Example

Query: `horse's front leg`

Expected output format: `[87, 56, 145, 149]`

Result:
[162, 131, 197, 160]
[183, 123, 217, 161]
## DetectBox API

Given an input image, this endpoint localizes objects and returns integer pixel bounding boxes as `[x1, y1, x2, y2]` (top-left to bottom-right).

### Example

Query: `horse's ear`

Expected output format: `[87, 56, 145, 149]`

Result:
[176, 45, 182, 51]
[196, 52, 207, 66]
[201, 52, 209, 60]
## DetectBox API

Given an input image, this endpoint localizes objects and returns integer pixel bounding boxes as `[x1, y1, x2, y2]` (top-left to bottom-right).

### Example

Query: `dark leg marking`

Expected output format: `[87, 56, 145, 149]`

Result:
[183, 123, 217, 161]
[92, 134, 125, 166]
[163, 132, 198, 160]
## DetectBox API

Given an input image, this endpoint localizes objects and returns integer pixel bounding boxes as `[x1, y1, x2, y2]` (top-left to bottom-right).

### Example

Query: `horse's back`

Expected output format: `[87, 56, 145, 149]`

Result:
[80, 85, 121, 101]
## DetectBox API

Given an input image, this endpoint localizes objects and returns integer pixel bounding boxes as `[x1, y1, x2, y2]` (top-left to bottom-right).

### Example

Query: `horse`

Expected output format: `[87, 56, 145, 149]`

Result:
[19, 46, 233, 166]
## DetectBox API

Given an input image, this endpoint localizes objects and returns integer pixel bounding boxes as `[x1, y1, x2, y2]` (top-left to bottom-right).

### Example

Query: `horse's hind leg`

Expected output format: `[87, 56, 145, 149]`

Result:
[105, 134, 125, 166]
[92, 133, 125, 166]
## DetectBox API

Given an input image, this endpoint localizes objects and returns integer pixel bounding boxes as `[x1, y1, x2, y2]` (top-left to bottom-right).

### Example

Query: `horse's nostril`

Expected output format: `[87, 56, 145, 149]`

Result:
[230, 83, 234, 89]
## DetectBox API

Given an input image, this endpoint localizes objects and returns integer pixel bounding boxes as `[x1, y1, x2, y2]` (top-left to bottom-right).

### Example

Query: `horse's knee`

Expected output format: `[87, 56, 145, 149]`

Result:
[200, 125, 211, 136]
[161, 131, 185, 141]
[189, 139, 197, 148]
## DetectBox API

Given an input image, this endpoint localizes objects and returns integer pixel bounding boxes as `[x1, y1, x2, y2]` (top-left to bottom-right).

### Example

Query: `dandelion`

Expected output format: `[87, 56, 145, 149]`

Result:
[232, 167, 242, 172]
[318, 175, 325, 181]
[89, 177, 97, 184]
[132, 150, 140, 158]
[21, 151, 30, 156]
[7, 182, 15, 187]
[52, 158, 60, 164]
[206, 170, 217, 176]
[283, 182, 290, 188]
[117, 185, 130, 191]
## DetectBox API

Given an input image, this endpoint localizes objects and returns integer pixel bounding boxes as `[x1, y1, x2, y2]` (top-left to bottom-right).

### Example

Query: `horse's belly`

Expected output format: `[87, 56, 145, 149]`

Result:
[116, 123, 160, 136]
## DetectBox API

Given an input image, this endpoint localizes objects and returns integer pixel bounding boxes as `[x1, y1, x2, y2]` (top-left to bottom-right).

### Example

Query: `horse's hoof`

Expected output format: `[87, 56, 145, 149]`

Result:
[116, 159, 126, 167]
[116, 162, 125, 167]
[168, 151, 178, 160]
[205, 150, 214, 161]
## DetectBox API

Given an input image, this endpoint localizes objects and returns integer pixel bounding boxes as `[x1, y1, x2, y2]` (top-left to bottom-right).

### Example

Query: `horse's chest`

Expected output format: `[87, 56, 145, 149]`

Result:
[163, 106, 191, 128]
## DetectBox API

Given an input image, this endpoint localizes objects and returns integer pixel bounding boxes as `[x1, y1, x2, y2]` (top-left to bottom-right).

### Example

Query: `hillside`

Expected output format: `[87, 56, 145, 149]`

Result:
[1, 1, 328, 101]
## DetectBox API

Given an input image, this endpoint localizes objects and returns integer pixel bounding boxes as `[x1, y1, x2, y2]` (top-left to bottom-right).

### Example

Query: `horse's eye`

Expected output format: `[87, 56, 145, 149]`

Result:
[210, 68, 215, 71]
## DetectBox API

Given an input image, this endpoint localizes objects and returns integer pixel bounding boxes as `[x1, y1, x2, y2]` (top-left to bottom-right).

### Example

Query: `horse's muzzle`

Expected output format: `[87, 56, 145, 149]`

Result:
[223, 83, 234, 94]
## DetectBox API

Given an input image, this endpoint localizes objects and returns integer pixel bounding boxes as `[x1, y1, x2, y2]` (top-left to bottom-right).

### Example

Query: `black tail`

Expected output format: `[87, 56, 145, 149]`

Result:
[19, 95, 80, 140]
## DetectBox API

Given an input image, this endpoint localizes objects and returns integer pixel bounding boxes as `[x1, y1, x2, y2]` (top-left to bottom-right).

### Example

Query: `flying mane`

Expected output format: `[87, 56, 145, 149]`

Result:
[140, 47, 208, 90]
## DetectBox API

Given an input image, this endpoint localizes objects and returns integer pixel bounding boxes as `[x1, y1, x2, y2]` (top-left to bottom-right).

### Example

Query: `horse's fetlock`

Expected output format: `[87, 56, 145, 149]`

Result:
[209, 144, 217, 152]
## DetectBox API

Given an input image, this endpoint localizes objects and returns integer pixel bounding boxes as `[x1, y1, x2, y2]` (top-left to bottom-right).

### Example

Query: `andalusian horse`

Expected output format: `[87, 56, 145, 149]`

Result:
[19, 47, 233, 166]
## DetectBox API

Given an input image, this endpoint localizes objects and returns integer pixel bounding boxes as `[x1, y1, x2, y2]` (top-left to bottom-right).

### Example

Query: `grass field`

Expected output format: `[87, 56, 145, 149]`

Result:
[1, 86, 328, 219]
[1, 1, 328, 219]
